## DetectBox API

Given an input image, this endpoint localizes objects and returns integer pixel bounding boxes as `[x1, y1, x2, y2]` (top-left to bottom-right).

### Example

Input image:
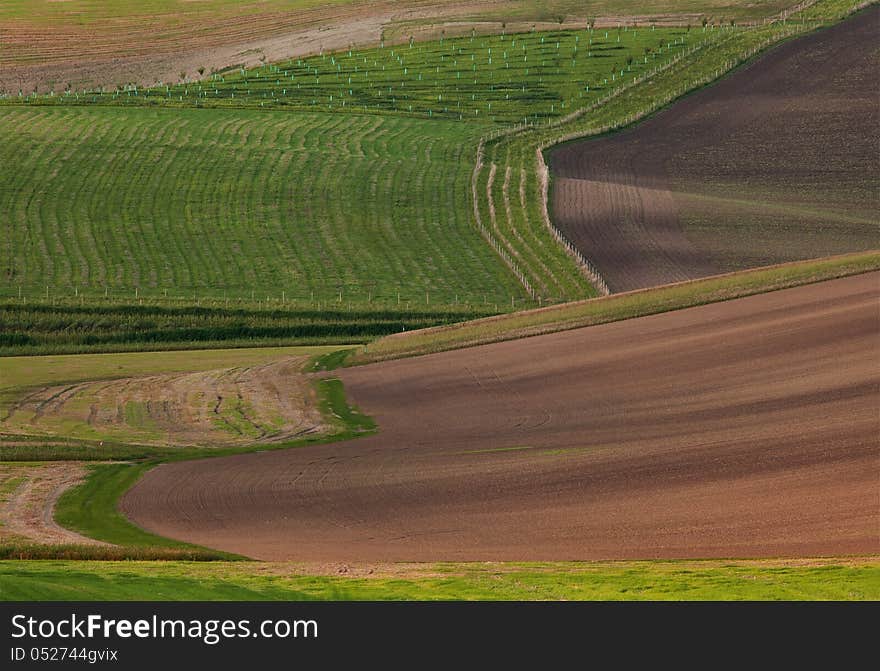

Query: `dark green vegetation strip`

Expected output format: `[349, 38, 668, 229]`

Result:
[0, 559, 876, 601]
[0, 301, 494, 356]
[308, 348, 355, 372]
[353, 252, 880, 363]
[0, 436, 163, 463]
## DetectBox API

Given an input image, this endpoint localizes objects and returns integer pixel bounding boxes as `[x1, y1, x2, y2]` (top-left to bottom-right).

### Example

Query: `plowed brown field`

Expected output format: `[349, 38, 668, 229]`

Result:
[122, 272, 880, 561]
[549, 7, 879, 292]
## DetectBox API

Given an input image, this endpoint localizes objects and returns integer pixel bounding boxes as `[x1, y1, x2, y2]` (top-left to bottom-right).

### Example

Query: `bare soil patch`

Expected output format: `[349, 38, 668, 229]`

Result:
[549, 7, 880, 292]
[123, 273, 880, 561]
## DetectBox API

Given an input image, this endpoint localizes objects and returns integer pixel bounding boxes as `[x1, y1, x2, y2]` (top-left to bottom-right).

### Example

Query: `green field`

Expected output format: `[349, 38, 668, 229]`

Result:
[1, 558, 876, 600]
[1, 0, 874, 604]
[0, 107, 539, 305]
[2, 1, 860, 328]
[2, 24, 706, 310]
[21, 25, 695, 125]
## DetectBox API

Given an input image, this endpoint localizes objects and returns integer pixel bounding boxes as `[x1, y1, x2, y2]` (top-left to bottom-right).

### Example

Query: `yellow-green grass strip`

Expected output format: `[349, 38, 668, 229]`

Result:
[0, 557, 876, 601]
[352, 251, 880, 363]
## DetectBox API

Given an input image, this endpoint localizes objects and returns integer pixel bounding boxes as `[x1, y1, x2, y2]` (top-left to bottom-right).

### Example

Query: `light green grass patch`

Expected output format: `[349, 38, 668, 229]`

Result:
[0, 346, 344, 414]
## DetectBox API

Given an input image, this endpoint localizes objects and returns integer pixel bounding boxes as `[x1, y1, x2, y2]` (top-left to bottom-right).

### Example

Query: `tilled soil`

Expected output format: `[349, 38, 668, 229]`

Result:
[122, 273, 880, 561]
[549, 7, 880, 292]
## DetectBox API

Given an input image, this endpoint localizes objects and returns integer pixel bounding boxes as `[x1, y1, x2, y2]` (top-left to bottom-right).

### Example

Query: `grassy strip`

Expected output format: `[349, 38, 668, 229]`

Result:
[316, 378, 376, 434]
[52, 463, 216, 551]
[308, 348, 356, 372]
[1, 432, 169, 462]
[352, 252, 880, 363]
[0, 543, 233, 562]
[0, 558, 876, 601]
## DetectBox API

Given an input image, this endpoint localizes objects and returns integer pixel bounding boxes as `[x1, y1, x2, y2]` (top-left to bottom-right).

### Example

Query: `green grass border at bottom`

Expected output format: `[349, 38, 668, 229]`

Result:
[0, 558, 876, 601]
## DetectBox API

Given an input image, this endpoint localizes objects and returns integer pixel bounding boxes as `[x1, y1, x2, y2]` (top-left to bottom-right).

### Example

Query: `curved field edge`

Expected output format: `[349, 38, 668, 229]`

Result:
[0, 3, 864, 314]
[0, 558, 877, 601]
[22, 377, 374, 555]
[545, 4, 878, 292]
[474, 0, 874, 298]
[350, 251, 880, 364]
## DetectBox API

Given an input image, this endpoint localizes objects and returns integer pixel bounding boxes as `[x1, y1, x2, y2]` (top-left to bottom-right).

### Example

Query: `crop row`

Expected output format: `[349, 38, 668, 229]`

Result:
[0, 107, 540, 305]
[0, 300, 499, 355]
[0, 1, 865, 328]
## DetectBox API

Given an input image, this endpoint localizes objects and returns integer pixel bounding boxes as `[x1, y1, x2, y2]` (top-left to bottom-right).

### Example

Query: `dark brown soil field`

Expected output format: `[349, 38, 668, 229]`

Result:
[122, 272, 880, 561]
[549, 7, 880, 293]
